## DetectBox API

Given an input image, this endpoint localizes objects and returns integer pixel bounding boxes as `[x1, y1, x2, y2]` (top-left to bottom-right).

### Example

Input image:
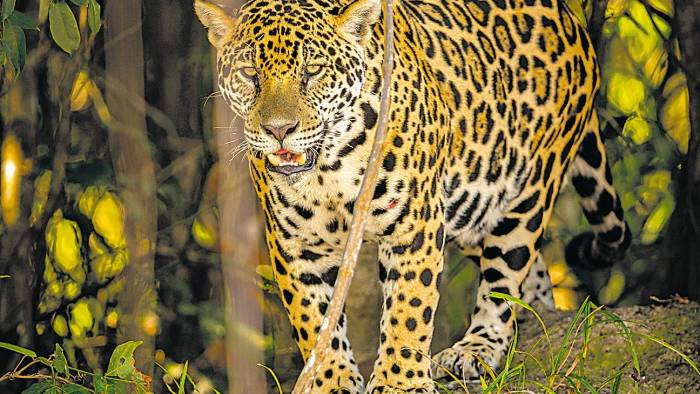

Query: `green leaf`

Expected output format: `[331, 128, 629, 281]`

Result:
[10, 11, 39, 30]
[106, 340, 142, 378]
[87, 0, 101, 33]
[2, 0, 16, 21]
[69, 0, 87, 5]
[0, 274, 10, 279]
[2, 20, 27, 72]
[54, 343, 69, 378]
[93, 374, 118, 394]
[49, 0, 80, 54]
[62, 384, 92, 394]
[21, 381, 54, 394]
[0, 341, 37, 357]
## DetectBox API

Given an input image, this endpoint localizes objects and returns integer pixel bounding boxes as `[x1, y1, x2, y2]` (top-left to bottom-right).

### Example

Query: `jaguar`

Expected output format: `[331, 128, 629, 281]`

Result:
[195, 0, 631, 392]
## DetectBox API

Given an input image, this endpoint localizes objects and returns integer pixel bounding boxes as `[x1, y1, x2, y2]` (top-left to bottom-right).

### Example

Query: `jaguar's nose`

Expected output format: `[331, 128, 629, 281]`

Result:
[262, 121, 299, 142]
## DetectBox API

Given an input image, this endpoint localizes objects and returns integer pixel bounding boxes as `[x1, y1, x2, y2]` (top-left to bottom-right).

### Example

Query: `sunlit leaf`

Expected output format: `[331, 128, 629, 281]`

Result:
[49, 0, 80, 54]
[107, 340, 142, 378]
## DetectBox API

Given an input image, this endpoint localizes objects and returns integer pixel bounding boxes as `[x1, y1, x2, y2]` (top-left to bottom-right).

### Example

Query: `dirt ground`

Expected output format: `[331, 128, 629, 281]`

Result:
[513, 299, 700, 393]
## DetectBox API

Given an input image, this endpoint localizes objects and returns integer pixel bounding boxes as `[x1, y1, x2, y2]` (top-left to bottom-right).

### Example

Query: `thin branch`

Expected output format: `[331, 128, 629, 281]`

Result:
[291, 1, 395, 392]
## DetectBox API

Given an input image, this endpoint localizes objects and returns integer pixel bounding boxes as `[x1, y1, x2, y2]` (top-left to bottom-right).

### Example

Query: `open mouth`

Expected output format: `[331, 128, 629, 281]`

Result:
[265, 148, 317, 175]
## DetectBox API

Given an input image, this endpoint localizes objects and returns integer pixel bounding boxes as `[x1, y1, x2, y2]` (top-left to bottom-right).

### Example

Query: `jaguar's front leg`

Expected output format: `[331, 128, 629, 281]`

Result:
[267, 234, 363, 393]
[365, 220, 446, 394]
[433, 208, 545, 385]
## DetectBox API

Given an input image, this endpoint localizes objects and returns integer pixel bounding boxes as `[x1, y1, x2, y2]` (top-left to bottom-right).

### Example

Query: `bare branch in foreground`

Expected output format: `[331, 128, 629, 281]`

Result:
[291, 1, 395, 393]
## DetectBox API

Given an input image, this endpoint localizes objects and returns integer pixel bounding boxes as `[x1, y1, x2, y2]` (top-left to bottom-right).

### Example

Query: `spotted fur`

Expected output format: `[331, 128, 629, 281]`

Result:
[196, 0, 631, 392]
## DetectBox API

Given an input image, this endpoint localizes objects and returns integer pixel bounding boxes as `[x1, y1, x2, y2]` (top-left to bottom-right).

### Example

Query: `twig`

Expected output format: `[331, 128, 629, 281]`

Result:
[291, 1, 395, 393]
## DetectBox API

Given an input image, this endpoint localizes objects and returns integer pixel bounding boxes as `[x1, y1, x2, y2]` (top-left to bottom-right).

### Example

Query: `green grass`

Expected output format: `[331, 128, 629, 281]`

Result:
[428, 293, 700, 394]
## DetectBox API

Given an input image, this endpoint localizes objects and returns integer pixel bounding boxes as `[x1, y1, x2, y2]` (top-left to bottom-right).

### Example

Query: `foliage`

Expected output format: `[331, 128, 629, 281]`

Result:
[544, 0, 690, 309]
[0, 341, 149, 393]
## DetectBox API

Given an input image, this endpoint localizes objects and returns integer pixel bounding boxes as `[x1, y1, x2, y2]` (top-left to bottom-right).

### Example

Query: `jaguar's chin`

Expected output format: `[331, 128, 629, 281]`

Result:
[265, 148, 318, 176]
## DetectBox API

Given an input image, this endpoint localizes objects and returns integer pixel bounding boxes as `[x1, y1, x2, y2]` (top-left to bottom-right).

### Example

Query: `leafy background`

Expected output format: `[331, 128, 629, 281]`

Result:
[0, 0, 696, 393]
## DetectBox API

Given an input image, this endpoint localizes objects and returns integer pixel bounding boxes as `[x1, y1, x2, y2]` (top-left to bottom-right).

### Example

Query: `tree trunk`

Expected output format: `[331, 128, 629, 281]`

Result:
[104, 0, 157, 378]
[664, 0, 700, 301]
[211, 1, 267, 392]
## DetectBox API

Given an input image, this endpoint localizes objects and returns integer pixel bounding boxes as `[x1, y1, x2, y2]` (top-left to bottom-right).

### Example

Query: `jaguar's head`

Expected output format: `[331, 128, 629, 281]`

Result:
[195, 0, 380, 176]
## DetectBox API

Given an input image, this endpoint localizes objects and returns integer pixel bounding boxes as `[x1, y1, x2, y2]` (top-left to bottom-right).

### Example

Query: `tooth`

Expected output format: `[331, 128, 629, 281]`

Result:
[296, 152, 307, 165]
[267, 154, 281, 166]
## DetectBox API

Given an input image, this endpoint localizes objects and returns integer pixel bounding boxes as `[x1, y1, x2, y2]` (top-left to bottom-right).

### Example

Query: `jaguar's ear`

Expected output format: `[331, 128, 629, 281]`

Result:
[194, 0, 236, 48]
[336, 0, 381, 46]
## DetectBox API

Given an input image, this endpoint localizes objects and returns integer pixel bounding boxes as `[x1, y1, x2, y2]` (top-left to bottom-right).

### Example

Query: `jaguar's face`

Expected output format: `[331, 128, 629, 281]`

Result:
[195, 0, 380, 177]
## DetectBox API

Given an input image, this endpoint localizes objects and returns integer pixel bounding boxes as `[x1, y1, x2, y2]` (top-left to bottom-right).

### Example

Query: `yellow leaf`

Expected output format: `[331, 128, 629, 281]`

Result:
[659, 76, 690, 154]
[623, 115, 653, 145]
[599, 268, 626, 304]
[606, 73, 646, 115]
[52, 315, 69, 337]
[88, 232, 109, 258]
[643, 170, 672, 191]
[192, 216, 217, 250]
[92, 192, 126, 248]
[70, 299, 93, 330]
[1, 133, 25, 228]
[641, 194, 675, 244]
[606, 0, 629, 18]
[30, 170, 52, 226]
[78, 185, 106, 218]
[553, 287, 579, 311]
[256, 264, 275, 282]
[46, 212, 84, 275]
[647, 0, 674, 17]
[105, 309, 119, 329]
[641, 46, 668, 89]
[64, 280, 81, 300]
[70, 70, 93, 112]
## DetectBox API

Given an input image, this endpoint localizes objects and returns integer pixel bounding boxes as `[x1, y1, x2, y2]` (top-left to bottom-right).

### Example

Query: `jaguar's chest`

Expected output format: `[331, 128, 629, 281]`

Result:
[262, 139, 412, 248]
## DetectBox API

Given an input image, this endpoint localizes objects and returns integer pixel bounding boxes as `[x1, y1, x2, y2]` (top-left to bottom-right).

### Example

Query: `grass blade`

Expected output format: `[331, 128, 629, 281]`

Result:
[258, 363, 284, 394]
[601, 310, 641, 375]
[177, 360, 188, 394]
[489, 291, 552, 364]
[638, 332, 700, 375]
[154, 361, 179, 394]
[565, 372, 599, 393]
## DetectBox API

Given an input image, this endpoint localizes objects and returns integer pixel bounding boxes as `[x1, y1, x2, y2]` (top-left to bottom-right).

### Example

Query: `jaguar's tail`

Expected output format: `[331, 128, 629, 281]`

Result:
[566, 113, 632, 269]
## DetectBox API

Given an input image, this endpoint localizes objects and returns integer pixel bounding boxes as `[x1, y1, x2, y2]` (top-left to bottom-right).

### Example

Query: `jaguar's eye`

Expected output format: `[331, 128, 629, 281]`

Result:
[238, 66, 258, 81]
[305, 64, 324, 77]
